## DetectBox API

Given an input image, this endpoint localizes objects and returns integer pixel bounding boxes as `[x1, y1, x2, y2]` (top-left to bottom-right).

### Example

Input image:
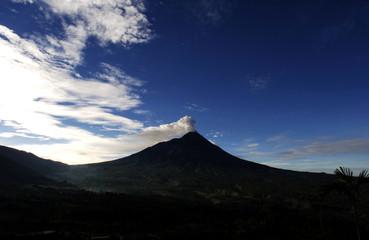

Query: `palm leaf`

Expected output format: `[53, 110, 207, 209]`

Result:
[357, 169, 369, 188]
[334, 167, 353, 183]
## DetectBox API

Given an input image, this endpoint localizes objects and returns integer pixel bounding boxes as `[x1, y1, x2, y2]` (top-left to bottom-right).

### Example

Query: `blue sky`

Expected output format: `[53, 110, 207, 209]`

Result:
[0, 0, 369, 173]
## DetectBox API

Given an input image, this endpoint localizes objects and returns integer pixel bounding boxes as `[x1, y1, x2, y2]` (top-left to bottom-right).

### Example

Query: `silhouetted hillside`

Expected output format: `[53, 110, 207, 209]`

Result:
[0, 154, 51, 185]
[61, 132, 334, 203]
[0, 145, 69, 186]
[0, 145, 69, 176]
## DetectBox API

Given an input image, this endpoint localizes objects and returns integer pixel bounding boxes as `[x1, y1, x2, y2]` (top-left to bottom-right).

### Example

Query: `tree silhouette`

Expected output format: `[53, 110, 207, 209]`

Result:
[322, 167, 369, 240]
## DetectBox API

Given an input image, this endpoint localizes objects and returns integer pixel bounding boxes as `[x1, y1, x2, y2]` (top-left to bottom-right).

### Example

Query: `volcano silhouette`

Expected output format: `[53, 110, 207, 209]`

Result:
[63, 131, 308, 201]
[111, 131, 271, 170]
[1, 132, 332, 202]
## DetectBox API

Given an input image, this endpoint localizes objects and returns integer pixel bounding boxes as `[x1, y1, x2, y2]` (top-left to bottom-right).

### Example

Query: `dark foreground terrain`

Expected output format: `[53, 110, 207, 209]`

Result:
[1, 132, 368, 239]
[0, 184, 368, 240]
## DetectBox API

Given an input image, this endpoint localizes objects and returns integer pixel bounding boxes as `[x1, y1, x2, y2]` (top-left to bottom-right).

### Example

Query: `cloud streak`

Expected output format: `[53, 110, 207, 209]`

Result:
[277, 138, 369, 160]
[184, 103, 209, 112]
[235, 133, 369, 172]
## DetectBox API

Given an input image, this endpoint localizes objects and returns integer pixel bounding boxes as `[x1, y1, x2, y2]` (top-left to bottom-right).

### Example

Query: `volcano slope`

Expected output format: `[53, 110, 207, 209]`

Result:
[60, 131, 334, 204]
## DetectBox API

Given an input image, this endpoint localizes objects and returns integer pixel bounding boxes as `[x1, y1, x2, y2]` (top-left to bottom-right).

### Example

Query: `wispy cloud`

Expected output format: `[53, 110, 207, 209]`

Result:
[207, 130, 223, 138]
[247, 143, 259, 148]
[0, 1, 194, 164]
[314, 2, 369, 49]
[236, 138, 260, 152]
[261, 161, 291, 168]
[184, 103, 209, 112]
[277, 138, 369, 160]
[189, 0, 235, 26]
[265, 131, 301, 148]
[0, 25, 143, 134]
[318, 21, 354, 48]
[245, 74, 270, 92]
[235, 133, 369, 172]
[134, 110, 152, 115]
[266, 134, 288, 142]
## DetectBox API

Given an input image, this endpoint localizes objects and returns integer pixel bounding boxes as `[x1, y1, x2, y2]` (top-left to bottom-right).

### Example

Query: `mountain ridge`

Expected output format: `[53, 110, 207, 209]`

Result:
[0, 145, 68, 185]
[0, 145, 69, 176]
[0, 132, 334, 203]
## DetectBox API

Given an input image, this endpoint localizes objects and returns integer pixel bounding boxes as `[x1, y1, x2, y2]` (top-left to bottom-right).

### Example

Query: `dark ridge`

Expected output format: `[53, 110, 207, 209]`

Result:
[0, 145, 69, 176]
[0, 154, 52, 185]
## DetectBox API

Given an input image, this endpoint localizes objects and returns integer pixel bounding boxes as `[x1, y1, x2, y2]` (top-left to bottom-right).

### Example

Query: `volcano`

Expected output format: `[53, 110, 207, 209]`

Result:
[109, 131, 272, 170]
[59, 131, 331, 202]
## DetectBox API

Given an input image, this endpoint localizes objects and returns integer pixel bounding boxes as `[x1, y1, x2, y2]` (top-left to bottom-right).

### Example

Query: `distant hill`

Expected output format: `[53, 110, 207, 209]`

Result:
[0, 145, 68, 176]
[0, 154, 50, 185]
[0, 145, 68, 185]
[61, 131, 334, 203]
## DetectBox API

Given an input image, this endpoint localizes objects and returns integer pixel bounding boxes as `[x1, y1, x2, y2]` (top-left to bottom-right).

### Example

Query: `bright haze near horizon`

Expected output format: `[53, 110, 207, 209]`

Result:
[0, 0, 369, 173]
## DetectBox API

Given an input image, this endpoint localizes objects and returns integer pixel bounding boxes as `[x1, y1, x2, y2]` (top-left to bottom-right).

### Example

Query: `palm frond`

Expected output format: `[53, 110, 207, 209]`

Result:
[334, 167, 353, 183]
[357, 169, 369, 188]
[358, 169, 369, 178]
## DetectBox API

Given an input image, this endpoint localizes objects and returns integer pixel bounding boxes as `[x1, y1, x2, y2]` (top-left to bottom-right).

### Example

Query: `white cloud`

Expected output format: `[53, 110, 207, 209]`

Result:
[11, 0, 153, 67]
[0, 24, 146, 163]
[206, 130, 223, 139]
[134, 110, 151, 115]
[140, 116, 196, 138]
[0, 2, 195, 164]
[212, 132, 223, 138]
[35, 0, 152, 46]
[11, 0, 34, 3]
[15, 116, 196, 164]
[0, 26, 143, 136]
